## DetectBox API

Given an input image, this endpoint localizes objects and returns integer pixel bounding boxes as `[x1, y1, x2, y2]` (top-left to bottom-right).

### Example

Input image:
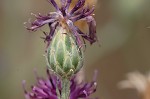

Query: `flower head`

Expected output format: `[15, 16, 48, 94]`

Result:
[46, 27, 84, 78]
[25, 0, 97, 47]
[118, 71, 148, 93]
[118, 71, 150, 99]
[23, 69, 98, 99]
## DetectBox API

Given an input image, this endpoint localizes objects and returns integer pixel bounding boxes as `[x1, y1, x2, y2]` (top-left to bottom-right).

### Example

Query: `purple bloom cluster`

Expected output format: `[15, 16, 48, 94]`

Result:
[26, 0, 97, 47]
[23, 69, 98, 99]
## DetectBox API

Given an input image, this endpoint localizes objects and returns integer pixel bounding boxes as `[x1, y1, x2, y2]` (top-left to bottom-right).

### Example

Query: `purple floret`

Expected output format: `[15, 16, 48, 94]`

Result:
[23, 69, 98, 99]
[25, 0, 97, 47]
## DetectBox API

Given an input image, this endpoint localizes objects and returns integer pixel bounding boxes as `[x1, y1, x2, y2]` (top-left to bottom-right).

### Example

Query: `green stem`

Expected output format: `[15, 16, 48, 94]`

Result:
[56, 83, 60, 99]
[61, 78, 70, 99]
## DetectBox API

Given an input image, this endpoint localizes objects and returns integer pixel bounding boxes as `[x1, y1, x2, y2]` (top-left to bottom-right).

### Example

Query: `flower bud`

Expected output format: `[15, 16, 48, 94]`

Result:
[46, 27, 84, 78]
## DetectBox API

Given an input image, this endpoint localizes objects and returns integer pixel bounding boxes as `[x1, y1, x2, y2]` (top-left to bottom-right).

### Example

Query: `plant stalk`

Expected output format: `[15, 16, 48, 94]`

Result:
[61, 78, 70, 99]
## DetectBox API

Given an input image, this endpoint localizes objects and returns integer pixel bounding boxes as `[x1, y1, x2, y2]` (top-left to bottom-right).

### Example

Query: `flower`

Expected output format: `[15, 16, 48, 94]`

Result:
[25, 0, 97, 47]
[118, 71, 150, 99]
[23, 69, 98, 99]
[118, 71, 148, 93]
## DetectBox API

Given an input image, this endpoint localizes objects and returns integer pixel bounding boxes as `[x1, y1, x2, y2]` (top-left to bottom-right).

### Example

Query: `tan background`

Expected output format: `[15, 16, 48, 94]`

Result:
[0, 0, 150, 99]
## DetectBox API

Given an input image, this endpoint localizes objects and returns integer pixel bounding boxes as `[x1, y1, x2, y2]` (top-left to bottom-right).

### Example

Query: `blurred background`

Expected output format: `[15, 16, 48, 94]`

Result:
[0, 0, 150, 99]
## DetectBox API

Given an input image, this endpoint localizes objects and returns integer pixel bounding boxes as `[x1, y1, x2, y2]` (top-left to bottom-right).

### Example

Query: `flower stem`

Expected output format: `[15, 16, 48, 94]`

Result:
[61, 78, 70, 99]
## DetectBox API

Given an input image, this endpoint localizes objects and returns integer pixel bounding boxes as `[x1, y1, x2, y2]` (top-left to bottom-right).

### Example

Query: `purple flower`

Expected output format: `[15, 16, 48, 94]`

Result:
[23, 69, 98, 99]
[25, 0, 97, 47]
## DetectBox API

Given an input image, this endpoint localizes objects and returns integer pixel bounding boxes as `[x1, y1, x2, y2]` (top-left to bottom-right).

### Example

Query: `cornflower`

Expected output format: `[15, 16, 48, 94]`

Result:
[23, 69, 98, 99]
[25, 0, 97, 47]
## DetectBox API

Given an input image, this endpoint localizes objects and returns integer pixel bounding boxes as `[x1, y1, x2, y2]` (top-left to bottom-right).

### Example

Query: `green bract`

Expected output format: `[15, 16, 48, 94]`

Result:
[46, 27, 84, 78]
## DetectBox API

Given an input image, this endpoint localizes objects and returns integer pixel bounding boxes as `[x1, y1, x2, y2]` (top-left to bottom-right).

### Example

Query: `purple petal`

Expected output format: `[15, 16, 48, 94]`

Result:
[47, 0, 60, 11]
[42, 22, 59, 48]
[70, 0, 85, 15]
[22, 81, 31, 99]
[65, 0, 72, 9]
[61, 0, 66, 7]
[84, 6, 95, 17]
[70, 7, 88, 17]
[71, 6, 95, 22]
[26, 18, 56, 31]
[32, 86, 48, 97]
[86, 16, 97, 44]
[75, 25, 97, 44]
[66, 20, 82, 46]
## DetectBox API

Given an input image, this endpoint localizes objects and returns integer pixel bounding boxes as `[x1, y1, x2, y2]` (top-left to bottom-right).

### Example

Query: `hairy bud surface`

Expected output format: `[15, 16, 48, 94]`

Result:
[46, 27, 84, 78]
